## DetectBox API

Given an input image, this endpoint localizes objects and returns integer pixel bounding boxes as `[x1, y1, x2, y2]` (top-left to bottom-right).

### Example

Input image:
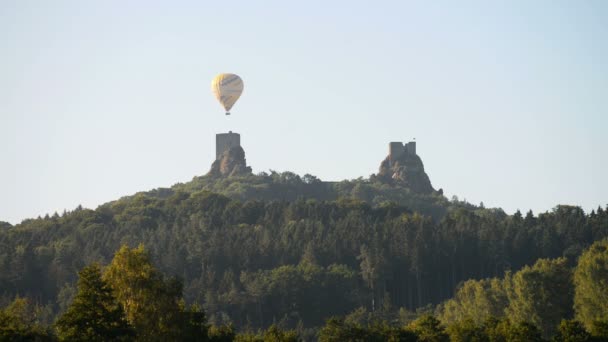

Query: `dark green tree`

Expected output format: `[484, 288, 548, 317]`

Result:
[261, 325, 299, 342]
[445, 318, 488, 342]
[318, 317, 366, 342]
[208, 324, 236, 342]
[552, 319, 591, 342]
[485, 318, 543, 342]
[55, 263, 134, 341]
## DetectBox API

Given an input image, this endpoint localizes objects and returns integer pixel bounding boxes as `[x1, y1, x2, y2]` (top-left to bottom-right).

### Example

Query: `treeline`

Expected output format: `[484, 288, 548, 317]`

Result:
[436, 238, 608, 339]
[0, 245, 297, 341]
[320, 239, 608, 340]
[171, 172, 456, 219]
[3, 240, 608, 341]
[1, 184, 607, 331]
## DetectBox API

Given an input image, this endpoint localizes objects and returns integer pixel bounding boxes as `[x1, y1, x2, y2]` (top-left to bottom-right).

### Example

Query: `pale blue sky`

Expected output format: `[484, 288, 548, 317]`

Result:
[1, 1, 607, 224]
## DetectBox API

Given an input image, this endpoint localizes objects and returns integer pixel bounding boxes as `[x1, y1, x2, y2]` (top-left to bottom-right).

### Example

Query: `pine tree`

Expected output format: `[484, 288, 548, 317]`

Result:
[55, 263, 134, 341]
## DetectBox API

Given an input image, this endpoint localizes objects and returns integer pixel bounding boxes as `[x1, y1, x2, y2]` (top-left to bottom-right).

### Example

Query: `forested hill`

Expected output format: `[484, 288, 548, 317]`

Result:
[1, 146, 607, 336]
[137, 143, 476, 221]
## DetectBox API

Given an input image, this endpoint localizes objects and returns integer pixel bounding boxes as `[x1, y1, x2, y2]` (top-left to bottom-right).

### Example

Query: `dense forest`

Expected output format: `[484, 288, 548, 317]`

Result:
[1, 172, 608, 340]
[3, 239, 608, 341]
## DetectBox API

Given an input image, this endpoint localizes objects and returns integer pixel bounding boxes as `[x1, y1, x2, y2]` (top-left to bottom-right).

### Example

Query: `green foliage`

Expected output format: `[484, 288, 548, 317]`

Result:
[208, 324, 236, 342]
[505, 257, 574, 338]
[438, 277, 507, 326]
[234, 324, 299, 342]
[588, 321, 608, 339]
[406, 314, 449, 342]
[236, 262, 358, 328]
[445, 318, 488, 342]
[318, 317, 417, 342]
[260, 325, 299, 342]
[484, 318, 543, 342]
[574, 239, 608, 334]
[55, 264, 134, 341]
[1, 170, 607, 333]
[103, 245, 207, 341]
[0, 297, 54, 341]
[552, 319, 592, 342]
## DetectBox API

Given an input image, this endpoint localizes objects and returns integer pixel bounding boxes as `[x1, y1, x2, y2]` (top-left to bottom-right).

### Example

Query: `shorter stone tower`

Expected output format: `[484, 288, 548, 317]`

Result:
[389, 141, 416, 166]
[375, 139, 435, 194]
[216, 131, 241, 160]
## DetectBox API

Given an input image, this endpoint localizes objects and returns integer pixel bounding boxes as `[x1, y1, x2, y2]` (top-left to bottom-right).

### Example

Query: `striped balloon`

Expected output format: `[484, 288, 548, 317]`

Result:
[211, 73, 244, 115]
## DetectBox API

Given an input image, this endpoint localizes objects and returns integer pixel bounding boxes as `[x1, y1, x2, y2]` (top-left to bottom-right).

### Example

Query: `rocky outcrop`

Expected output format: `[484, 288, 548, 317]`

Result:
[208, 145, 252, 177]
[375, 151, 436, 194]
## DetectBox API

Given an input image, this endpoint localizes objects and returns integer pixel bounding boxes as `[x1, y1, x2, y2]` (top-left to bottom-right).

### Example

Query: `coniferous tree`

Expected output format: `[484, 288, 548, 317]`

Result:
[55, 264, 134, 341]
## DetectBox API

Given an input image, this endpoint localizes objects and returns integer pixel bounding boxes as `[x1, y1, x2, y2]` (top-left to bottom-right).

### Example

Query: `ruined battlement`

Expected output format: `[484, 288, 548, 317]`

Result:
[376, 140, 435, 194]
[216, 131, 241, 160]
[389, 141, 416, 166]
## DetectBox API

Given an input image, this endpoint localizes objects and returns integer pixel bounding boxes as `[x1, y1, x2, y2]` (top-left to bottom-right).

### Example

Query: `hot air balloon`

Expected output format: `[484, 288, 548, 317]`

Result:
[211, 73, 244, 115]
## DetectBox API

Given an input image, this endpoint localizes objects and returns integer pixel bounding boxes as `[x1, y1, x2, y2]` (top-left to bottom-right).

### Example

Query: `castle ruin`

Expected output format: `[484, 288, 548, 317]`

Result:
[216, 131, 241, 160]
[209, 131, 252, 177]
[375, 140, 435, 194]
[389, 141, 416, 166]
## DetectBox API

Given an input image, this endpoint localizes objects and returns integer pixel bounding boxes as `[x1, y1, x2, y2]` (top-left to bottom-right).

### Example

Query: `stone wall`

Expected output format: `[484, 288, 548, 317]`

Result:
[405, 141, 416, 155]
[378, 140, 434, 194]
[216, 131, 241, 160]
[389, 141, 416, 166]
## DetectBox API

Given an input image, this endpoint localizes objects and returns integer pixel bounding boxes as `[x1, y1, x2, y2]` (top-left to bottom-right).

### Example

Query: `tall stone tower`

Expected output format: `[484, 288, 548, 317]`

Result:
[209, 131, 251, 177]
[216, 131, 241, 160]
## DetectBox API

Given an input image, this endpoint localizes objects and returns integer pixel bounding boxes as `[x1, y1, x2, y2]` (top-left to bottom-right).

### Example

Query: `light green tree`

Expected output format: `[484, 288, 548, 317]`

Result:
[574, 239, 608, 335]
[406, 314, 449, 342]
[505, 257, 573, 338]
[439, 277, 507, 326]
[0, 297, 54, 341]
[103, 244, 207, 341]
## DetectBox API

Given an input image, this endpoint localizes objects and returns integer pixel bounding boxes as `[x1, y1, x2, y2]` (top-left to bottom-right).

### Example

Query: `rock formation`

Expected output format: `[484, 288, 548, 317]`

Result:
[374, 141, 436, 194]
[208, 145, 252, 177]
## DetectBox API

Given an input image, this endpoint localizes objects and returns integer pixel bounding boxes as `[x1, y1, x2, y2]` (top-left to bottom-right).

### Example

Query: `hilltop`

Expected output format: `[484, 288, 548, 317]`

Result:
[140, 133, 473, 221]
[0, 132, 606, 336]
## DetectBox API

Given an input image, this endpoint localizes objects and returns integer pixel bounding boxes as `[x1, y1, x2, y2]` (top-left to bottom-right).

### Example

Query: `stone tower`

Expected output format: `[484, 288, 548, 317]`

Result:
[216, 131, 240, 160]
[209, 131, 251, 177]
[389, 141, 416, 166]
[376, 140, 435, 194]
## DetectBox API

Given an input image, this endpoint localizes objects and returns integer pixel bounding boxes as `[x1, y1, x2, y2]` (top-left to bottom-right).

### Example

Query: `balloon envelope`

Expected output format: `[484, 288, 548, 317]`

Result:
[211, 73, 244, 113]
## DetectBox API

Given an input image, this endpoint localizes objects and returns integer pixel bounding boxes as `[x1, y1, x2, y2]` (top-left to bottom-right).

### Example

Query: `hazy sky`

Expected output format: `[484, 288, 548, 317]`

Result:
[1, 1, 607, 224]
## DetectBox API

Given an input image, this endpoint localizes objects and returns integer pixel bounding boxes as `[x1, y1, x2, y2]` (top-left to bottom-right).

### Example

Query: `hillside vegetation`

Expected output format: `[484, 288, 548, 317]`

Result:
[2, 138, 608, 342]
